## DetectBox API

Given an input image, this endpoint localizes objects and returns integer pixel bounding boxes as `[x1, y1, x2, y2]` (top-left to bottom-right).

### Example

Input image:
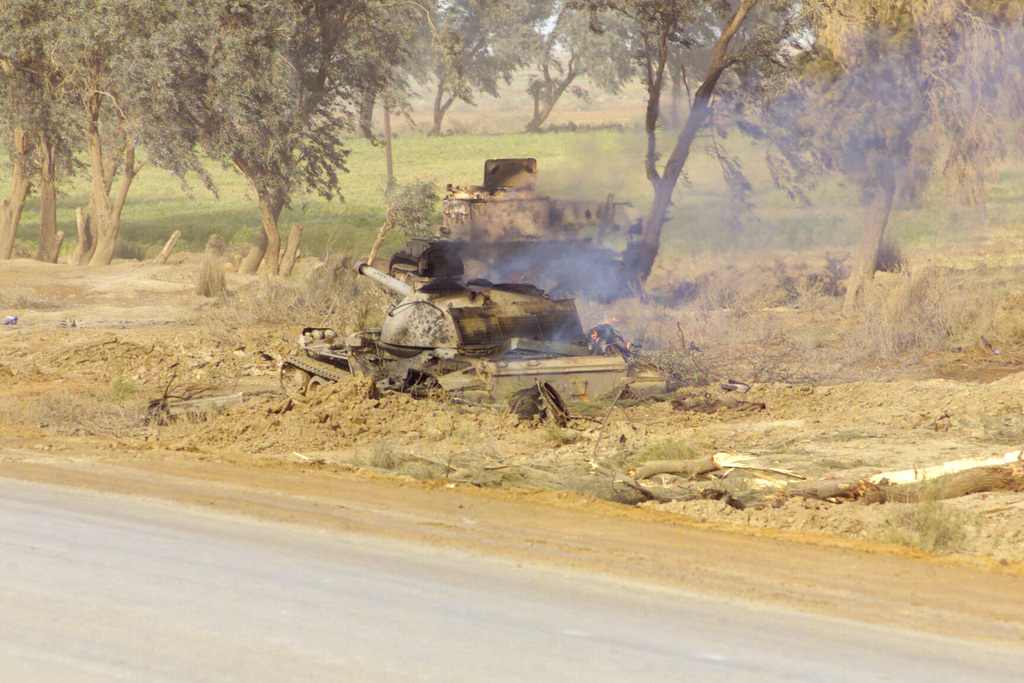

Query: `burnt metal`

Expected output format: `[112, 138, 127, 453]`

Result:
[280, 259, 666, 415]
[432, 158, 643, 301]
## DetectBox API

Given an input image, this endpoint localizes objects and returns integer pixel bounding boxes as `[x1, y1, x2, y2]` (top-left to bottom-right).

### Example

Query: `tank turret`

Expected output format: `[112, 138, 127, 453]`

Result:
[356, 262, 587, 355]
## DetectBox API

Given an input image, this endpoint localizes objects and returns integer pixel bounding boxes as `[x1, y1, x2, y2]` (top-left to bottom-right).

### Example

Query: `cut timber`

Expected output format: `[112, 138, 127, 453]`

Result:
[869, 450, 1024, 486]
[162, 392, 245, 416]
[786, 479, 863, 501]
[632, 452, 803, 482]
[156, 230, 181, 265]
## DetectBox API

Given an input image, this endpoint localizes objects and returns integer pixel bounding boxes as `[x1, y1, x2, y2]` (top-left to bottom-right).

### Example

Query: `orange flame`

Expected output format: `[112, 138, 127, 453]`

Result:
[599, 316, 619, 325]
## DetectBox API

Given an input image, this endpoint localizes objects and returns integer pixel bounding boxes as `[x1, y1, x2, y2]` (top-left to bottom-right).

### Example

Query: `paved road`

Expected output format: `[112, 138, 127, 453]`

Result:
[1, 478, 1021, 682]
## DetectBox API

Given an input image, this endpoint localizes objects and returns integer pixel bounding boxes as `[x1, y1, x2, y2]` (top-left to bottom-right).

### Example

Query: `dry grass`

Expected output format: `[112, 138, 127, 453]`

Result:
[113, 239, 150, 262]
[0, 388, 143, 438]
[850, 267, 1024, 358]
[191, 255, 387, 329]
[876, 498, 978, 555]
[195, 255, 227, 297]
[0, 287, 63, 311]
[640, 438, 700, 461]
[583, 251, 1024, 388]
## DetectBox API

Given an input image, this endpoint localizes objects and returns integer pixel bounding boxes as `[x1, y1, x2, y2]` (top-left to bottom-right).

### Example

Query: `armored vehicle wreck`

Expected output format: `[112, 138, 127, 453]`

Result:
[392, 158, 643, 301]
[280, 258, 665, 413]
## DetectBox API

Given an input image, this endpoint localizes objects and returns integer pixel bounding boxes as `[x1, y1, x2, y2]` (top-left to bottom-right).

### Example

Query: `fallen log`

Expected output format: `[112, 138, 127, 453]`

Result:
[861, 464, 1023, 504]
[631, 452, 803, 482]
[869, 450, 1024, 486]
[785, 479, 863, 501]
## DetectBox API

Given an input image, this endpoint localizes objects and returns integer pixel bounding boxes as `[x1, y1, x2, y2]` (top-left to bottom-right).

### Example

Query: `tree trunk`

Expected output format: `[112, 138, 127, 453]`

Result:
[669, 67, 684, 128]
[627, 1, 758, 285]
[430, 84, 456, 137]
[259, 195, 284, 275]
[357, 88, 376, 139]
[280, 224, 303, 276]
[524, 72, 577, 133]
[35, 134, 61, 263]
[1, 129, 33, 260]
[627, 95, 714, 283]
[842, 169, 896, 316]
[239, 229, 268, 274]
[71, 205, 95, 266]
[83, 95, 138, 267]
[90, 146, 137, 266]
[156, 230, 181, 264]
[383, 106, 394, 186]
[239, 191, 285, 275]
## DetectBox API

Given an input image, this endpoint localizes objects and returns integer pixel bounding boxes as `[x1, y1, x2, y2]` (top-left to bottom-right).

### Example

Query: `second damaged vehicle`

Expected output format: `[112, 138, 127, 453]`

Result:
[281, 254, 664, 419]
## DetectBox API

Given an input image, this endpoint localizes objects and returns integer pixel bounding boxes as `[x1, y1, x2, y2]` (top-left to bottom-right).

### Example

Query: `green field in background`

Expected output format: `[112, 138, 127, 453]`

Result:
[7, 127, 1023, 264]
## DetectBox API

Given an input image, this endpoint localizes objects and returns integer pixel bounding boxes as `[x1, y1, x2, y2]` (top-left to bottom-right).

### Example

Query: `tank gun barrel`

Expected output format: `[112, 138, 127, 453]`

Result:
[357, 263, 414, 297]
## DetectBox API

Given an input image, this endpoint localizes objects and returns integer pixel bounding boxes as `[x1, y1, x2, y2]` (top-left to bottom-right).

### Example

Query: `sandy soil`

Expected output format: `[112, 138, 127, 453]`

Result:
[3, 254, 1024, 642]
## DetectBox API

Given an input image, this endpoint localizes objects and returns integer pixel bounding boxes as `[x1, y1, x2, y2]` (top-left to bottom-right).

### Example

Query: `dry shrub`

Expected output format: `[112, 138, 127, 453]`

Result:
[652, 254, 848, 314]
[113, 239, 149, 261]
[0, 389, 142, 437]
[648, 341, 726, 388]
[640, 438, 699, 461]
[641, 309, 812, 386]
[363, 441, 407, 470]
[874, 238, 906, 274]
[0, 287, 62, 311]
[192, 255, 385, 329]
[851, 268, 1008, 357]
[876, 498, 977, 555]
[195, 255, 227, 297]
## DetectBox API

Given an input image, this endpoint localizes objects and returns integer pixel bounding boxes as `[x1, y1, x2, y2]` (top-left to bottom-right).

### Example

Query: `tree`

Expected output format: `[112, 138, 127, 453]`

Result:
[0, 2, 74, 263]
[523, 2, 634, 133]
[798, 0, 1022, 313]
[197, 0, 408, 275]
[0, 56, 37, 260]
[1, 0, 210, 266]
[422, 0, 550, 136]
[571, 1, 805, 284]
[351, 7, 422, 140]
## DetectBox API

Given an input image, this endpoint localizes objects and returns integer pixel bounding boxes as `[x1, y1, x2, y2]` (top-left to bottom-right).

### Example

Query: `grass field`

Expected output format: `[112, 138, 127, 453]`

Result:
[6, 93, 1024, 267]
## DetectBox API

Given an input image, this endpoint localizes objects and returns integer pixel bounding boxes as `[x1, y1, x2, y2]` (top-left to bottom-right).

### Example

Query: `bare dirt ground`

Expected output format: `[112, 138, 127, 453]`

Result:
[3, 250, 1024, 643]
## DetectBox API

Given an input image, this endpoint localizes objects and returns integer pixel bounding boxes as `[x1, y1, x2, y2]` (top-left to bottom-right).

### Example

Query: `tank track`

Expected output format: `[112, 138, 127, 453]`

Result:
[280, 353, 351, 383]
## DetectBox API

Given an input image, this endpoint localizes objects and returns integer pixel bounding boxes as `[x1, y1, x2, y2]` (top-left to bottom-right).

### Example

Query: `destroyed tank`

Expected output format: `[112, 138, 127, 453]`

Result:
[392, 157, 643, 301]
[280, 254, 665, 412]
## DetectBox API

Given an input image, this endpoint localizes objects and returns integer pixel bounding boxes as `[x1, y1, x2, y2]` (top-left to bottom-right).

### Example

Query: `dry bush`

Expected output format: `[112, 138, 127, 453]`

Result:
[0, 287, 62, 311]
[0, 389, 143, 437]
[651, 253, 848, 314]
[876, 499, 978, 555]
[113, 239, 149, 261]
[362, 441, 407, 470]
[640, 438, 699, 461]
[850, 268, 1010, 357]
[874, 238, 906, 274]
[192, 255, 386, 329]
[195, 255, 227, 297]
[647, 338, 728, 388]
